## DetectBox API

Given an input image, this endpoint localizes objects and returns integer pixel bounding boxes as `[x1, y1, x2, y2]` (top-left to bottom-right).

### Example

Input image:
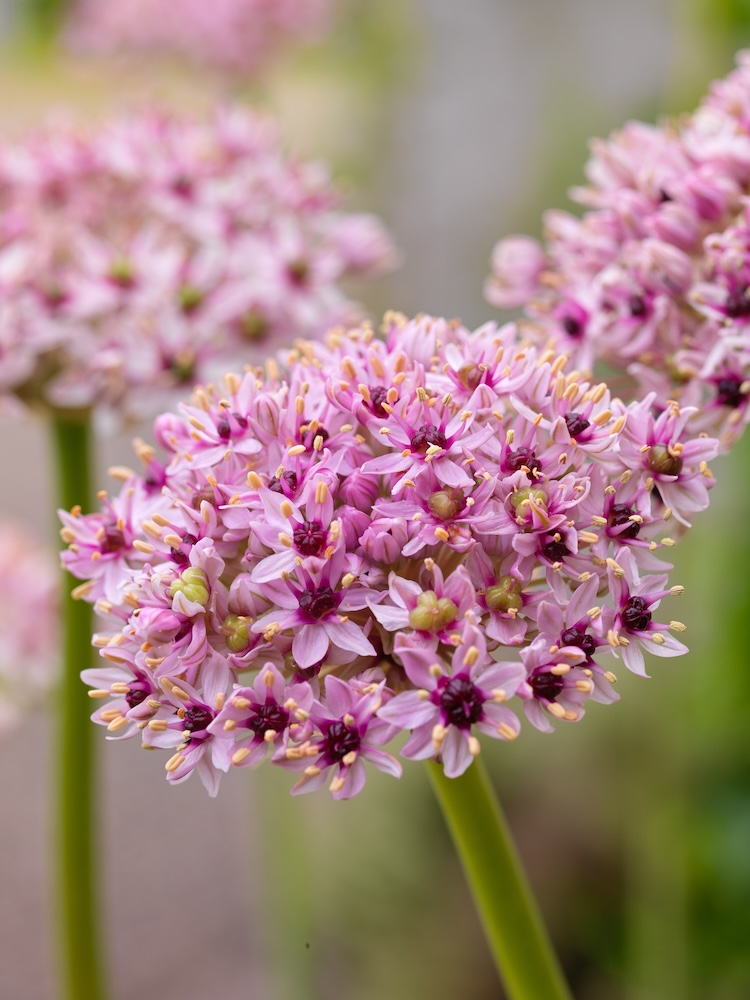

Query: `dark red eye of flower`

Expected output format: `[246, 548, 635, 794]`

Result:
[302, 425, 330, 450]
[440, 676, 484, 728]
[529, 672, 564, 702]
[183, 705, 213, 732]
[323, 721, 361, 762]
[170, 547, 189, 566]
[505, 448, 541, 476]
[725, 286, 750, 318]
[101, 526, 126, 554]
[716, 376, 746, 408]
[608, 503, 640, 540]
[268, 471, 298, 495]
[248, 704, 289, 737]
[292, 520, 327, 556]
[232, 411, 248, 429]
[369, 385, 389, 417]
[562, 315, 582, 337]
[629, 294, 648, 318]
[410, 424, 447, 453]
[217, 416, 231, 439]
[542, 538, 570, 562]
[298, 586, 337, 620]
[125, 687, 149, 710]
[621, 595, 652, 631]
[560, 627, 596, 658]
[564, 412, 590, 438]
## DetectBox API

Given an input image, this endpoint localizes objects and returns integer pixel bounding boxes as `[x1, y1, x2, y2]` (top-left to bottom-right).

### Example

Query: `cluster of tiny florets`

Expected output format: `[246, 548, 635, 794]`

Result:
[0, 523, 59, 733]
[62, 313, 712, 797]
[66, 0, 332, 77]
[0, 105, 394, 415]
[485, 49, 750, 452]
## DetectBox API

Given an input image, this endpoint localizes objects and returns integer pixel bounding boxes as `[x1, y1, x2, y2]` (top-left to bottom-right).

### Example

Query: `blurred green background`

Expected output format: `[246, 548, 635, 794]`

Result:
[1, 1, 749, 998]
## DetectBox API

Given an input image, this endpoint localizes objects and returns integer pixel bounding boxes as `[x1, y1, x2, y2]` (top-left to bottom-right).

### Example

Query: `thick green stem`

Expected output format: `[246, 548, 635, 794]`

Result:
[51, 414, 105, 1000]
[428, 759, 572, 1000]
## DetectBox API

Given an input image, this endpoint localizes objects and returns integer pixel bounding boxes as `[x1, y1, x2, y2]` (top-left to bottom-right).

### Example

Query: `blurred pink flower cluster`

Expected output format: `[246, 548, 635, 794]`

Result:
[0, 523, 58, 733]
[62, 313, 711, 797]
[0, 105, 394, 416]
[485, 49, 750, 452]
[67, 0, 333, 76]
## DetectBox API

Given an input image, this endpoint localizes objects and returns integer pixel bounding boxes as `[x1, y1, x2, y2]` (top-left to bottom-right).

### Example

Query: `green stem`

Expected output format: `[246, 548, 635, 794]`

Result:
[51, 414, 105, 1000]
[25, 0, 69, 42]
[428, 759, 572, 1000]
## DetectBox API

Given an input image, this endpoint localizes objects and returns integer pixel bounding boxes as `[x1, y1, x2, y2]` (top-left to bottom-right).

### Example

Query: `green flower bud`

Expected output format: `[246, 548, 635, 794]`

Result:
[647, 444, 683, 477]
[408, 591, 459, 632]
[178, 284, 204, 314]
[222, 614, 250, 653]
[427, 488, 465, 521]
[169, 566, 210, 607]
[485, 576, 523, 613]
[509, 486, 547, 511]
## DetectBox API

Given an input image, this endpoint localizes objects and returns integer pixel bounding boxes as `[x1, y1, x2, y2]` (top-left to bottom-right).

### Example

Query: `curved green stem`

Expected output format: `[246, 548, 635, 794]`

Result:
[51, 414, 105, 1000]
[428, 759, 572, 1000]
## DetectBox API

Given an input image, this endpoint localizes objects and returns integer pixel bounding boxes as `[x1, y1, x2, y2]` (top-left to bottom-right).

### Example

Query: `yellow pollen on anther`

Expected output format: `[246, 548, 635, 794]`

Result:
[165, 754, 185, 773]
[107, 716, 129, 732]
[343, 713, 355, 726]
[670, 620, 687, 632]
[467, 737, 481, 757]
[342, 751, 358, 766]
[548, 702, 566, 719]
[549, 664, 570, 676]
[148, 719, 168, 732]
[498, 722, 518, 740]
[651, 633, 666, 645]
[575, 680, 594, 693]
[232, 748, 251, 765]
[100, 708, 123, 723]
[223, 719, 237, 731]
[432, 723, 447, 749]
[463, 645, 479, 668]
[429, 663, 443, 678]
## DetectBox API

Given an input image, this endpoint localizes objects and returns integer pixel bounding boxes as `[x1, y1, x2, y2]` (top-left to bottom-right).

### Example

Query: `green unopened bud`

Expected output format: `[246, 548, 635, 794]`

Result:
[408, 591, 459, 632]
[178, 284, 204, 314]
[240, 309, 269, 341]
[169, 567, 209, 607]
[109, 258, 135, 288]
[647, 444, 683, 477]
[485, 576, 523, 613]
[509, 486, 547, 511]
[222, 614, 250, 653]
[427, 488, 466, 521]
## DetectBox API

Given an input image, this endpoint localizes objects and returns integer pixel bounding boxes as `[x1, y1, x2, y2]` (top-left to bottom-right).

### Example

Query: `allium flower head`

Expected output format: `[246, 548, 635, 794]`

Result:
[63, 313, 711, 797]
[484, 50, 750, 453]
[66, 0, 333, 77]
[0, 523, 59, 732]
[0, 105, 394, 417]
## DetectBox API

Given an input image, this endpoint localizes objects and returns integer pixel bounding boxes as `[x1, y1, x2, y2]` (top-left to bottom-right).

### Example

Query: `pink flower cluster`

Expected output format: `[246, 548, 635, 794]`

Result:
[485, 50, 750, 452]
[0, 106, 394, 415]
[0, 523, 58, 733]
[62, 314, 713, 798]
[66, 0, 332, 77]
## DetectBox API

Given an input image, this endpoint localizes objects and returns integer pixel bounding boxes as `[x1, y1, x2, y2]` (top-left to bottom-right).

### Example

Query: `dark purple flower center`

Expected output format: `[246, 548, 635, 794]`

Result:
[302, 425, 330, 450]
[564, 412, 590, 438]
[125, 687, 149, 710]
[542, 538, 570, 562]
[608, 503, 640, 540]
[298, 586, 337, 620]
[101, 526, 126, 554]
[530, 672, 564, 702]
[562, 315, 583, 337]
[621, 596, 652, 632]
[248, 703, 289, 737]
[410, 424, 447, 453]
[725, 286, 750, 318]
[369, 385, 389, 417]
[629, 294, 648, 318]
[560, 627, 596, 658]
[268, 471, 298, 496]
[170, 547, 189, 566]
[217, 416, 231, 440]
[293, 520, 327, 557]
[439, 676, 484, 728]
[505, 448, 541, 476]
[183, 705, 213, 732]
[323, 720, 361, 763]
[287, 259, 310, 286]
[716, 376, 747, 409]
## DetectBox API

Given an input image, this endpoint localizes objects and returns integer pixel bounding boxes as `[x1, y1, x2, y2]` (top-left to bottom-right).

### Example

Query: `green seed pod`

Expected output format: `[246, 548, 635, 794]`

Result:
[169, 566, 210, 607]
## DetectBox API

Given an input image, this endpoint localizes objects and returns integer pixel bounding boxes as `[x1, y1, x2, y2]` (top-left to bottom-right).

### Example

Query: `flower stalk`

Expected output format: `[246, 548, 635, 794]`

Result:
[51, 413, 105, 1000]
[428, 759, 572, 1000]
